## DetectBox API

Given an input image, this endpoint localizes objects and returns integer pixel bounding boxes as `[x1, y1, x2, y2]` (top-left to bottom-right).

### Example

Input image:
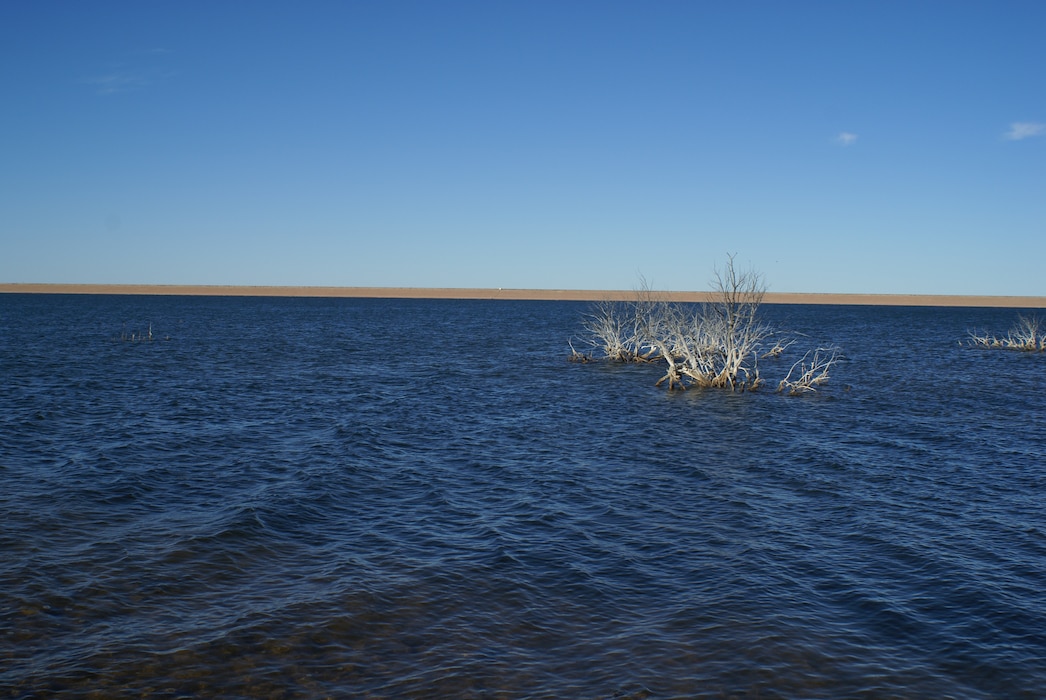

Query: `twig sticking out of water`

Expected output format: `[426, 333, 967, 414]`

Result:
[120, 323, 170, 342]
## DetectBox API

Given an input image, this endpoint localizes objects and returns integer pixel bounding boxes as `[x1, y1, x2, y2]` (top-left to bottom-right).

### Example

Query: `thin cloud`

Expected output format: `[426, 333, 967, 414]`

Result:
[83, 50, 173, 95]
[1004, 122, 1046, 140]
[84, 71, 148, 95]
[835, 132, 858, 146]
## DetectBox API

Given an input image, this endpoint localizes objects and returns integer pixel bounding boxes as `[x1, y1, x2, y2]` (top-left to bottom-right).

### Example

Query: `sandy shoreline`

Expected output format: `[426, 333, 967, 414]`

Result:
[1, 283, 1044, 308]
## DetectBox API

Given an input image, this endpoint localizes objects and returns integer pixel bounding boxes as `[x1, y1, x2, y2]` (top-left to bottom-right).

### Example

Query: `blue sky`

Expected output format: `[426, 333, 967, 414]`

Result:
[2, 2, 1043, 295]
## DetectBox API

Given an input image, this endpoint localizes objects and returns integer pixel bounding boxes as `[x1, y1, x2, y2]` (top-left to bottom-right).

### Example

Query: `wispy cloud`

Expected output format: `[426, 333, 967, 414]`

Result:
[82, 50, 173, 96]
[1004, 122, 1046, 141]
[83, 70, 149, 95]
[835, 132, 858, 146]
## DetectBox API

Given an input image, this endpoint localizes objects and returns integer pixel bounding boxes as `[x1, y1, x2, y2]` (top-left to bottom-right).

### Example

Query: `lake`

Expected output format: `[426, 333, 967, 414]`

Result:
[1, 294, 1044, 697]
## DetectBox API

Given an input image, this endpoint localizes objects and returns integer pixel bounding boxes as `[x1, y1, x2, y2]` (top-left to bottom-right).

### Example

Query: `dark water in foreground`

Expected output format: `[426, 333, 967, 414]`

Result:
[1, 295, 1044, 698]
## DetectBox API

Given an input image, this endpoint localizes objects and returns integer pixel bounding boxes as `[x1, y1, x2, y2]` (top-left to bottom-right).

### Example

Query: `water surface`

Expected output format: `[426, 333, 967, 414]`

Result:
[2, 295, 1044, 697]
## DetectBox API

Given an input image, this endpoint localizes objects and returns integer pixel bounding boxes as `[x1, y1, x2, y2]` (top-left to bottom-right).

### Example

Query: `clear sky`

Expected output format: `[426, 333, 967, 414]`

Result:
[2, 1, 1044, 295]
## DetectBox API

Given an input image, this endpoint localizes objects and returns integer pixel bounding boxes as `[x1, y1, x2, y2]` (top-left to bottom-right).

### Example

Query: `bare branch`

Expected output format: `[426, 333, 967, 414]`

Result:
[777, 347, 841, 395]
[761, 338, 796, 358]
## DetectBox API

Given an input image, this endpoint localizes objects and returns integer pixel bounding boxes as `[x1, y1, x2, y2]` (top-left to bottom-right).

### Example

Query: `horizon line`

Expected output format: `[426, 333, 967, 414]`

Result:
[2, 283, 1045, 308]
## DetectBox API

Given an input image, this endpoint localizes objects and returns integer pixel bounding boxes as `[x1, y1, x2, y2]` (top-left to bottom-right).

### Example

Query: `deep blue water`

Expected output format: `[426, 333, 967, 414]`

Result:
[1, 294, 1044, 698]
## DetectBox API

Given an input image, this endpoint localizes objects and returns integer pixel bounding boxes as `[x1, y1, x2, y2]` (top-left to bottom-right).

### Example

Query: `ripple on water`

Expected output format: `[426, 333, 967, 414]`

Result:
[1, 297, 1044, 697]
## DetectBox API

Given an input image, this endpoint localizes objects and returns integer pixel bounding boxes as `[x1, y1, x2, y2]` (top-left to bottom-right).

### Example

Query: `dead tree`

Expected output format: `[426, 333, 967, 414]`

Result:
[694, 257, 770, 390]
[647, 256, 769, 391]
[573, 256, 839, 395]
[1008, 314, 1044, 351]
[967, 313, 1045, 352]
[576, 299, 637, 362]
[777, 347, 841, 395]
[574, 293, 664, 363]
[643, 300, 690, 390]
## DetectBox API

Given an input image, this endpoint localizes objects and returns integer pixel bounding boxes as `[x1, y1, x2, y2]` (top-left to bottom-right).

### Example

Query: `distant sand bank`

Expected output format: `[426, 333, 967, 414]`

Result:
[1, 283, 1044, 308]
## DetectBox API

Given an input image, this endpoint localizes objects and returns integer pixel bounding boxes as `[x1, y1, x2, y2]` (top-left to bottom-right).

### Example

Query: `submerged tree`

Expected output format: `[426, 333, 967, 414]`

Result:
[967, 313, 1045, 352]
[571, 298, 649, 363]
[572, 256, 840, 394]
